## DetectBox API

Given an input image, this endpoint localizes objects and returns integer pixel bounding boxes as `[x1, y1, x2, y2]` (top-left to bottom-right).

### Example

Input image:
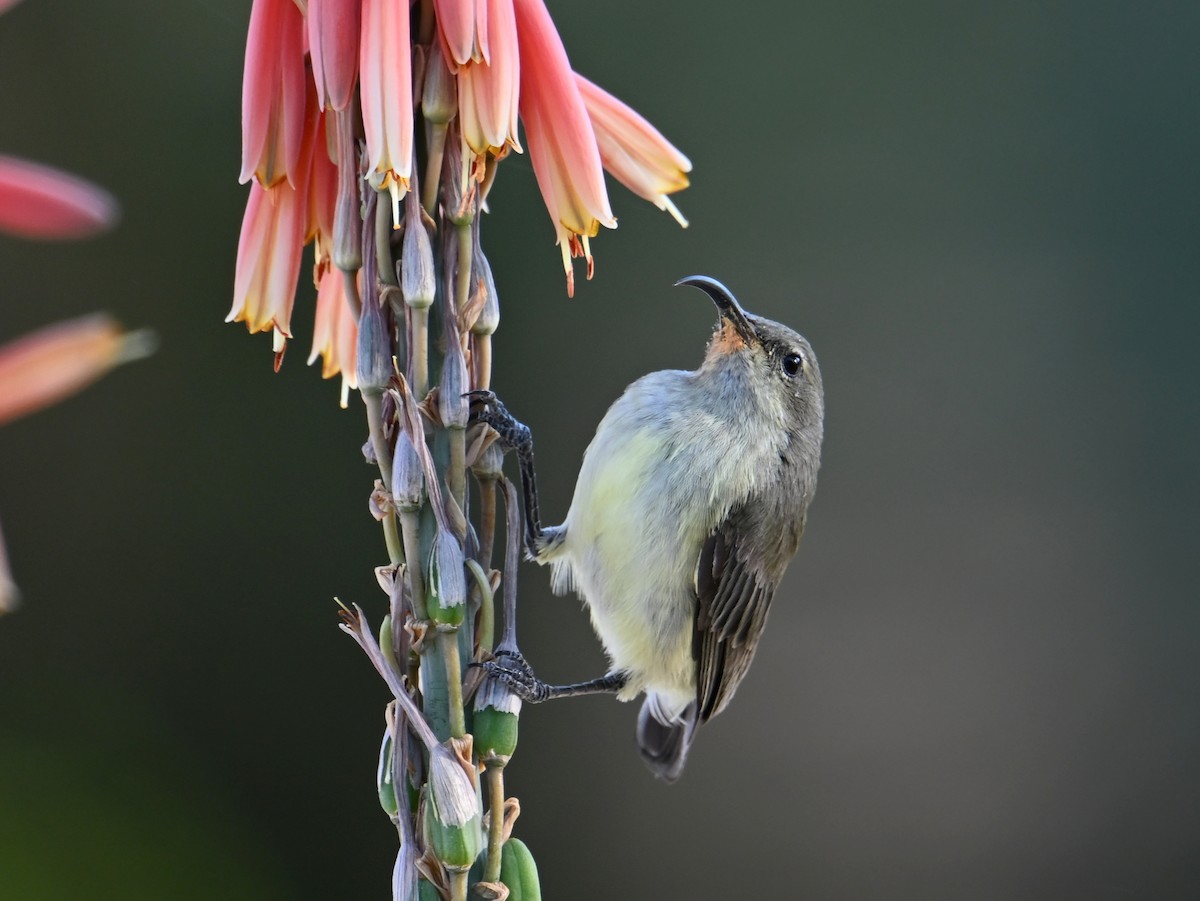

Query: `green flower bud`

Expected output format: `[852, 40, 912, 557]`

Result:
[470, 439, 503, 482]
[470, 232, 499, 337]
[331, 109, 362, 272]
[377, 727, 399, 818]
[427, 528, 467, 627]
[473, 676, 521, 763]
[424, 746, 482, 871]
[379, 613, 401, 675]
[391, 426, 424, 511]
[442, 131, 475, 227]
[355, 295, 393, 394]
[401, 190, 435, 310]
[499, 838, 542, 901]
[421, 43, 457, 126]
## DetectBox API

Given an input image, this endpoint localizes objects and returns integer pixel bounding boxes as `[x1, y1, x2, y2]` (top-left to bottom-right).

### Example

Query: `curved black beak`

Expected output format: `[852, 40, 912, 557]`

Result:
[675, 275, 757, 345]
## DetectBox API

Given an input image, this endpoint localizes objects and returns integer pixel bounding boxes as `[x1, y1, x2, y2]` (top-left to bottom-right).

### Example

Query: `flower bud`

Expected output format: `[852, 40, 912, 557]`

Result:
[469, 439, 503, 481]
[331, 108, 363, 272]
[401, 190, 435, 310]
[499, 838, 541, 901]
[437, 336, 470, 429]
[472, 677, 521, 764]
[427, 527, 467, 627]
[355, 295, 393, 394]
[442, 126, 475, 227]
[377, 725, 400, 817]
[391, 424, 425, 510]
[468, 226, 499, 336]
[425, 744, 482, 870]
[421, 42, 457, 125]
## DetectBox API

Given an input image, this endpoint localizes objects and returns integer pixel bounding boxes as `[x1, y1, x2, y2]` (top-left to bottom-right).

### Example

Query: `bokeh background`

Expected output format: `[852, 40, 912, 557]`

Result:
[2, 1, 1197, 898]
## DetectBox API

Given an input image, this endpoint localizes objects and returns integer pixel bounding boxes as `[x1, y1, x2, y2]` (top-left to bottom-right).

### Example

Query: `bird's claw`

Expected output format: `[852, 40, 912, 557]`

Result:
[476, 651, 550, 703]
[465, 391, 532, 455]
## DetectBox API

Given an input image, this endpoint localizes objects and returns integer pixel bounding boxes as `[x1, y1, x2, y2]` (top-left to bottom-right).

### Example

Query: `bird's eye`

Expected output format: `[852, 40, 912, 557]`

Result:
[782, 352, 804, 376]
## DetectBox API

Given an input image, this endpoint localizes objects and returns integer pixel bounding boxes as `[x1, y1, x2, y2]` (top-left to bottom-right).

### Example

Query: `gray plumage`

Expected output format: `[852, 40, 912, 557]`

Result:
[536, 276, 825, 780]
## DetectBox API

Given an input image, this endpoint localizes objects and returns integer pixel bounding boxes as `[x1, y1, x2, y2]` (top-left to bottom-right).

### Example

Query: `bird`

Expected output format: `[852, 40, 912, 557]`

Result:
[470, 275, 825, 781]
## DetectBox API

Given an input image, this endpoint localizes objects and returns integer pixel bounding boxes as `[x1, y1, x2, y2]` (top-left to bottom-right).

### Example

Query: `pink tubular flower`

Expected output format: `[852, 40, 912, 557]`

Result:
[228, 180, 308, 346]
[0, 314, 154, 427]
[308, 266, 359, 407]
[0, 155, 118, 239]
[308, 0, 360, 111]
[240, 0, 307, 188]
[576, 74, 692, 228]
[434, 0, 489, 67]
[457, 0, 520, 158]
[230, 80, 322, 354]
[360, 0, 414, 225]
[513, 0, 614, 294]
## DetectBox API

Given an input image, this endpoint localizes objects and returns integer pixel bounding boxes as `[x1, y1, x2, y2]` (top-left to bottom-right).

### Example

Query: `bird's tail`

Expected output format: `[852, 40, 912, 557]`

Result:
[636, 696, 698, 783]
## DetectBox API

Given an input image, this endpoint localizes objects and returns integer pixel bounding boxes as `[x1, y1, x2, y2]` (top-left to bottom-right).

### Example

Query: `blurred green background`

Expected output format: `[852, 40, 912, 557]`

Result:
[1, 0, 1197, 898]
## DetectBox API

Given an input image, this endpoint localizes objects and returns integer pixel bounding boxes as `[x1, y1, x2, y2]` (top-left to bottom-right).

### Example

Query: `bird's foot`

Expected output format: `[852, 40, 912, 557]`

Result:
[466, 390, 532, 456]
[475, 650, 628, 703]
[475, 650, 552, 703]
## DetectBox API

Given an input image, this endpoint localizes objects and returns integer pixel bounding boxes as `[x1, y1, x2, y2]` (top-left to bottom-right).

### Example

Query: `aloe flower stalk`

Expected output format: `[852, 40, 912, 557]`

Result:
[230, 1, 693, 895]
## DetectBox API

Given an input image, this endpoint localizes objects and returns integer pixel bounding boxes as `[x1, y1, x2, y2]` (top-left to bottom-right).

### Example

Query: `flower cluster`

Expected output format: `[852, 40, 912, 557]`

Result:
[227, 0, 691, 399]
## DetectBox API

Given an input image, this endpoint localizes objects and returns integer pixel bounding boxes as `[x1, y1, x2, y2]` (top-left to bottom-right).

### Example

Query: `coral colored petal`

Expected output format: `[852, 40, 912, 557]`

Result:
[309, 266, 358, 386]
[0, 156, 117, 239]
[240, 0, 307, 187]
[229, 182, 307, 336]
[0, 0, 26, 15]
[576, 74, 691, 219]
[0, 315, 152, 426]
[308, 0, 361, 110]
[513, 0, 612, 239]
[361, 0, 414, 203]
[458, 0, 520, 155]
[434, 0, 489, 67]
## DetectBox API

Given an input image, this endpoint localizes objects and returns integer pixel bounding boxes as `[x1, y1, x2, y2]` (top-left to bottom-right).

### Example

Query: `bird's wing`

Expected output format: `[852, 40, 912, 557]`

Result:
[693, 522, 778, 723]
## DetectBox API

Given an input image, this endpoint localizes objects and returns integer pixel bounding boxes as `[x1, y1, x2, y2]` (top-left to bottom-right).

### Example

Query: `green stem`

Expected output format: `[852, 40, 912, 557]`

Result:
[449, 869, 468, 901]
[411, 306, 430, 399]
[454, 223, 473, 319]
[483, 763, 506, 884]
[448, 428, 466, 520]
[376, 192, 398, 284]
[364, 392, 394, 490]
[341, 267, 362, 321]
[423, 123, 448, 215]
[465, 558, 495, 655]
[477, 475, 496, 570]
[473, 333, 492, 391]
[399, 509, 428, 620]
[364, 392, 404, 564]
[440, 628, 466, 739]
